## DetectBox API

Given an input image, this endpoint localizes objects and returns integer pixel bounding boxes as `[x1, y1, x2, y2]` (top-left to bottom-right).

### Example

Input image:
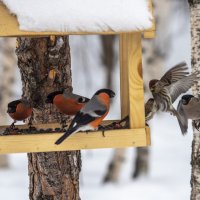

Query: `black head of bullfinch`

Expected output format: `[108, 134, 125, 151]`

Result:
[45, 91, 63, 104]
[7, 99, 33, 122]
[181, 94, 194, 105]
[45, 90, 90, 115]
[94, 89, 115, 98]
[55, 88, 115, 145]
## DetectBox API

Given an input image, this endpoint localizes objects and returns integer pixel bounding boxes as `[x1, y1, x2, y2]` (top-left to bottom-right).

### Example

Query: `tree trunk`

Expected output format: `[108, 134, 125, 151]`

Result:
[16, 36, 81, 200]
[188, 1, 200, 199]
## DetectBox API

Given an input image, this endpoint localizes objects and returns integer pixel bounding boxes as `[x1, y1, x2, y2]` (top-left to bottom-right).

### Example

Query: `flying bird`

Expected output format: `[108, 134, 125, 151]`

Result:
[145, 98, 157, 122]
[55, 89, 115, 145]
[46, 90, 90, 115]
[149, 61, 198, 134]
[177, 95, 200, 135]
[7, 99, 33, 129]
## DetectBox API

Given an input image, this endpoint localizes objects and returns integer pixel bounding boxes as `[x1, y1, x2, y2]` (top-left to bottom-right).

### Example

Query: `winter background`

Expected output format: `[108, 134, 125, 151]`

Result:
[0, 1, 193, 200]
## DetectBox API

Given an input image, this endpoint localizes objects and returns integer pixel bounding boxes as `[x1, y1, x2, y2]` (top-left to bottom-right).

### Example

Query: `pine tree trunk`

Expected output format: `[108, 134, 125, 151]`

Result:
[16, 36, 81, 200]
[188, 1, 200, 199]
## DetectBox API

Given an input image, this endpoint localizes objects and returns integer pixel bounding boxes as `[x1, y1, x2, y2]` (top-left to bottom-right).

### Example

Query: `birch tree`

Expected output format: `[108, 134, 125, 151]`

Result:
[188, 0, 200, 199]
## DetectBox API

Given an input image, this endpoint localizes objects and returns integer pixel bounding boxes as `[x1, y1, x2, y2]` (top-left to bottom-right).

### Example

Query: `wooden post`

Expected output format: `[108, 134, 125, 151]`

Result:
[120, 33, 145, 129]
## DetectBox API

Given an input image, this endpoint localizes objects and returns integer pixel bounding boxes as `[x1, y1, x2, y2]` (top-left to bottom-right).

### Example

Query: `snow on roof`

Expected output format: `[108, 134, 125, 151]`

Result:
[2, 0, 152, 33]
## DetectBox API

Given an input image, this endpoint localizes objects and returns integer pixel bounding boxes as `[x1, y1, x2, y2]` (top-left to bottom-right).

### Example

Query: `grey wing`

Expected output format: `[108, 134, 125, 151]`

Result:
[177, 100, 188, 135]
[160, 61, 189, 85]
[63, 92, 89, 103]
[81, 96, 107, 117]
[168, 73, 197, 103]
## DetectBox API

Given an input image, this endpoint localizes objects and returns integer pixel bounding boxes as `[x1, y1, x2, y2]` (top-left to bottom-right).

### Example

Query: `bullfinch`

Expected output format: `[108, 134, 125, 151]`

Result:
[7, 99, 33, 129]
[55, 88, 115, 145]
[46, 90, 90, 115]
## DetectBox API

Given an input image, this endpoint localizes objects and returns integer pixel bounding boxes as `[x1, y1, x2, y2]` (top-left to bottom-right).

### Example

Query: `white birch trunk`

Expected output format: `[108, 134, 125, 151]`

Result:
[188, 1, 200, 199]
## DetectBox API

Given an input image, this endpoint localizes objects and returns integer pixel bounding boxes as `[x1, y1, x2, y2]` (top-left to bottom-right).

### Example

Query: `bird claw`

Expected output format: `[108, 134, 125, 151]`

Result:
[102, 130, 105, 137]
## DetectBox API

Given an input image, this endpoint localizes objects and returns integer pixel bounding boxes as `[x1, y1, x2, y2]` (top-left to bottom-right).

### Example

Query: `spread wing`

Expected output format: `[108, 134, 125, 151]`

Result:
[168, 73, 197, 103]
[160, 62, 189, 85]
[177, 100, 188, 135]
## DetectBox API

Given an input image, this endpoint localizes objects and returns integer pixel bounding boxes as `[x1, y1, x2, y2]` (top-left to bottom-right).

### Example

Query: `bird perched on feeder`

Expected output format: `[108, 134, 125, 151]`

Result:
[177, 95, 200, 135]
[55, 88, 115, 145]
[149, 61, 198, 134]
[145, 98, 157, 122]
[45, 90, 90, 115]
[7, 99, 33, 129]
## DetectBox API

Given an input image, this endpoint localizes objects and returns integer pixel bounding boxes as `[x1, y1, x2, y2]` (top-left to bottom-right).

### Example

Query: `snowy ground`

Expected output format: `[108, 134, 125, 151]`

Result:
[0, 2, 194, 199]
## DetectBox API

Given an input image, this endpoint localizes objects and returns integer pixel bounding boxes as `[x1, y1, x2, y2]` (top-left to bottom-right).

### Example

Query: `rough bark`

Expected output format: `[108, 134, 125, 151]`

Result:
[0, 38, 17, 168]
[188, 1, 200, 199]
[16, 36, 81, 200]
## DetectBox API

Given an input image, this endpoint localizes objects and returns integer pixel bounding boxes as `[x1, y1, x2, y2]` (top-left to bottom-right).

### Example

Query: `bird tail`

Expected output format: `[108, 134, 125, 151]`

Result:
[55, 127, 77, 145]
[174, 110, 188, 135]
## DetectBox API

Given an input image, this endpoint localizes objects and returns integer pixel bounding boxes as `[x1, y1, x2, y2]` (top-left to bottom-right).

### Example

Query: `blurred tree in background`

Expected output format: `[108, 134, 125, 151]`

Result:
[0, 38, 17, 168]
[102, 0, 184, 182]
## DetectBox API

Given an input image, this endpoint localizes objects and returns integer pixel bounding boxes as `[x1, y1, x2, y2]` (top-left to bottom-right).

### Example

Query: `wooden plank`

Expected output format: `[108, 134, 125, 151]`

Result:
[126, 33, 146, 129]
[0, 127, 150, 154]
[143, 0, 156, 39]
[119, 34, 129, 118]
[0, 120, 115, 134]
[0, 2, 154, 37]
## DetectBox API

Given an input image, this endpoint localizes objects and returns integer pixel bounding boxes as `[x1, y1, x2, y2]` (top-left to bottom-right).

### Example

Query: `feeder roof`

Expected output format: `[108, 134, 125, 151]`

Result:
[0, 0, 154, 36]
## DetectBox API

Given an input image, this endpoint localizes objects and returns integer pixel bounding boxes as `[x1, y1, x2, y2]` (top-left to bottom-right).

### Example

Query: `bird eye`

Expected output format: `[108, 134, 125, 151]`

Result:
[78, 97, 85, 103]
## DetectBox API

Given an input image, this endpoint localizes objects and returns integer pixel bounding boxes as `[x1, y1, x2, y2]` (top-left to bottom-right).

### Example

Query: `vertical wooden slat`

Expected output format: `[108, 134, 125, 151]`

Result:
[119, 34, 129, 118]
[127, 33, 145, 129]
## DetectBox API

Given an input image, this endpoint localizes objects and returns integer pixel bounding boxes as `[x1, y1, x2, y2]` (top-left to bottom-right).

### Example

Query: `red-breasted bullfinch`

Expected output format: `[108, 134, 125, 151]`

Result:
[55, 89, 115, 145]
[149, 61, 198, 134]
[7, 99, 33, 128]
[46, 90, 90, 115]
[177, 95, 200, 135]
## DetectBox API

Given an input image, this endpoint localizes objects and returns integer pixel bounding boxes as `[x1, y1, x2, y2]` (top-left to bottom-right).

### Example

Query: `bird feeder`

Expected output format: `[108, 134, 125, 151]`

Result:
[0, 0, 155, 153]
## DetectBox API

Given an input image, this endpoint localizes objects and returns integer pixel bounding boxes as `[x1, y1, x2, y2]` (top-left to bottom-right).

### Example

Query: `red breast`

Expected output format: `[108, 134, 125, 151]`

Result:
[9, 103, 32, 121]
[90, 93, 110, 128]
[53, 94, 84, 115]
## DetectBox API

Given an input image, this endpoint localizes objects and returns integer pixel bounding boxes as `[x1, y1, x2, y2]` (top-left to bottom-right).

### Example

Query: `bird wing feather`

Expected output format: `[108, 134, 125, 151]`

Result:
[177, 100, 188, 135]
[168, 73, 197, 103]
[160, 61, 189, 85]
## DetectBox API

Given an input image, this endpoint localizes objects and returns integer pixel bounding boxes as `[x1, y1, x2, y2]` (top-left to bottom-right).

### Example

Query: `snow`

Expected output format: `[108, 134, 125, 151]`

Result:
[0, 2, 193, 200]
[2, 0, 152, 32]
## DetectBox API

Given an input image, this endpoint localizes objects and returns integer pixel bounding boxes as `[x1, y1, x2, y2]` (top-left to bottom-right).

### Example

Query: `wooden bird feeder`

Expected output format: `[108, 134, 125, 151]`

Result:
[0, 0, 155, 154]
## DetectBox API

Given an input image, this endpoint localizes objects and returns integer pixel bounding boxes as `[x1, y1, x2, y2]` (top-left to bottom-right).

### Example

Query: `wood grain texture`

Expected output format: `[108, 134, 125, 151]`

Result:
[0, 2, 154, 37]
[0, 127, 150, 154]
[127, 33, 146, 129]
[119, 34, 129, 118]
